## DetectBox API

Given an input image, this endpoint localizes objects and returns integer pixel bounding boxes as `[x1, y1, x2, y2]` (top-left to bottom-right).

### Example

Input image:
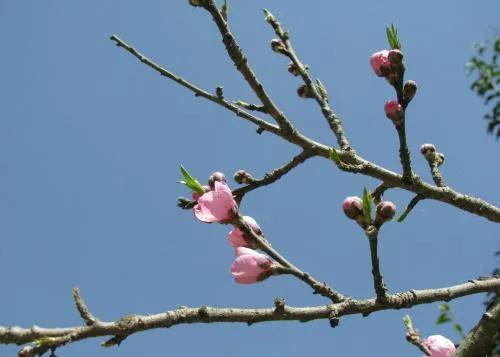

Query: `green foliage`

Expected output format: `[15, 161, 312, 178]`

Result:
[386, 24, 402, 50]
[328, 148, 340, 163]
[362, 187, 373, 225]
[179, 165, 206, 194]
[466, 37, 500, 139]
[435, 303, 465, 339]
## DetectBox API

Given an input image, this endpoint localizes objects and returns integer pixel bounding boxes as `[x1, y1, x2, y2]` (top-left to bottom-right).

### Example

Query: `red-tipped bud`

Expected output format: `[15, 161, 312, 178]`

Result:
[370, 50, 391, 77]
[342, 196, 363, 220]
[297, 84, 313, 98]
[188, 0, 204, 7]
[287, 62, 300, 76]
[375, 201, 396, 224]
[271, 39, 286, 54]
[384, 100, 404, 122]
[208, 172, 227, 190]
[234, 170, 254, 184]
[403, 80, 417, 103]
[388, 49, 404, 65]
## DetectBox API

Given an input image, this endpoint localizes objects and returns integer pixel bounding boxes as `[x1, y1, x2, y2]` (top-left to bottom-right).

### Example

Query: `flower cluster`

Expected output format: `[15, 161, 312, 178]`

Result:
[190, 171, 276, 284]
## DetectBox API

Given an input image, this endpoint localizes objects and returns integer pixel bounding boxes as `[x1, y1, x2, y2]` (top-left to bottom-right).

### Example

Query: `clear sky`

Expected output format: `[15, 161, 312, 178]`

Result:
[1, 1, 499, 356]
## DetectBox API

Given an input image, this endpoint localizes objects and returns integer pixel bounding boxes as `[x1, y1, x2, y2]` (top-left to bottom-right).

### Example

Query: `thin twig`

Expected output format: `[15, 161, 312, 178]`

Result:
[72, 288, 98, 326]
[395, 122, 414, 183]
[397, 195, 425, 222]
[366, 230, 388, 301]
[233, 215, 347, 303]
[203, 1, 296, 134]
[109, 35, 280, 136]
[429, 161, 446, 187]
[4, 278, 499, 352]
[264, 11, 351, 151]
[233, 149, 316, 202]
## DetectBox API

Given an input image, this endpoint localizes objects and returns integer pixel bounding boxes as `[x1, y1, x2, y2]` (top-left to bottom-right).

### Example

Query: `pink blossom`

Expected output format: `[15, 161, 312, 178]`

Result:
[375, 201, 396, 222]
[370, 50, 391, 77]
[342, 196, 363, 220]
[228, 216, 261, 248]
[193, 181, 237, 223]
[231, 247, 272, 284]
[422, 335, 456, 357]
[384, 100, 403, 121]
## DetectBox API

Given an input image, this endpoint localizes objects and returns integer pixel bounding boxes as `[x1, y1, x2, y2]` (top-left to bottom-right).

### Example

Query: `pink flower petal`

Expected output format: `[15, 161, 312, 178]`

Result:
[193, 181, 237, 223]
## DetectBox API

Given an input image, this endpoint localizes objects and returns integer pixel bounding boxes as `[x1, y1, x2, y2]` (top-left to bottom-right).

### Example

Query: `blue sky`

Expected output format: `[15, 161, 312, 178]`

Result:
[1, 1, 499, 356]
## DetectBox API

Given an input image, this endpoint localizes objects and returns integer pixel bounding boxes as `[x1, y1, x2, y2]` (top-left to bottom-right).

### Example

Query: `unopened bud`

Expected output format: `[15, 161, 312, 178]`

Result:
[384, 100, 404, 123]
[420, 143, 436, 157]
[388, 49, 404, 65]
[403, 80, 417, 103]
[271, 39, 286, 54]
[297, 84, 313, 99]
[435, 153, 445, 166]
[287, 62, 300, 76]
[208, 172, 227, 189]
[375, 201, 396, 225]
[188, 0, 204, 7]
[234, 170, 254, 184]
[342, 196, 363, 220]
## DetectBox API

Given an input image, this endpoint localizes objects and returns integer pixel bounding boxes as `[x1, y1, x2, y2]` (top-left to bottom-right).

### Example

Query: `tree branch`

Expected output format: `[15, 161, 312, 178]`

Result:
[366, 230, 388, 301]
[109, 36, 500, 223]
[203, 0, 296, 134]
[454, 301, 500, 357]
[232, 215, 347, 303]
[233, 149, 316, 202]
[109, 35, 280, 136]
[3, 277, 499, 353]
[264, 10, 351, 151]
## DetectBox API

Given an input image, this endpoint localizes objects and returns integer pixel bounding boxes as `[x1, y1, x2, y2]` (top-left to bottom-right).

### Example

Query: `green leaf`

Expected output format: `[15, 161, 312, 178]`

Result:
[329, 148, 340, 163]
[179, 165, 205, 194]
[396, 210, 409, 222]
[386, 23, 402, 50]
[453, 323, 463, 335]
[436, 314, 452, 325]
[33, 337, 54, 347]
[402, 315, 413, 330]
[362, 187, 373, 225]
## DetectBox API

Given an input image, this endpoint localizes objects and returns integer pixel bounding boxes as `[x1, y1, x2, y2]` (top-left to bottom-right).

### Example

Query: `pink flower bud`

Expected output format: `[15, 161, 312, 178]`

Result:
[287, 62, 300, 76]
[421, 335, 456, 357]
[403, 80, 417, 102]
[228, 216, 262, 248]
[297, 84, 313, 99]
[388, 49, 404, 64]
[375, 201, 396, 223]
[234, 170, 254, 184]
[208, 172, 227, 190]
[193, 181, 238, 223]
[231, 247, 273, 284]
[384, 100, 403, 122]
[271, 39, 286, 54]
[342, 196, 363, 220]
[370, 50, 391, 77]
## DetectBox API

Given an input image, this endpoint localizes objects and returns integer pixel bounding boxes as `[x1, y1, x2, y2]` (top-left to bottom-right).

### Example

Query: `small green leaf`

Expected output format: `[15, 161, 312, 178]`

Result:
[362, 187, 373, 225]
[436, 314, 452, 325]
[396, 210, 409, 222]
[33, 337, 54, 347]
[402, 315, 413, 330]
[180, 165, 205, 194]
[386, 23, 402, 50]
[329, 148, 340, 163]
[453, 323, 463, 335]
[263, 9, 275, 23]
